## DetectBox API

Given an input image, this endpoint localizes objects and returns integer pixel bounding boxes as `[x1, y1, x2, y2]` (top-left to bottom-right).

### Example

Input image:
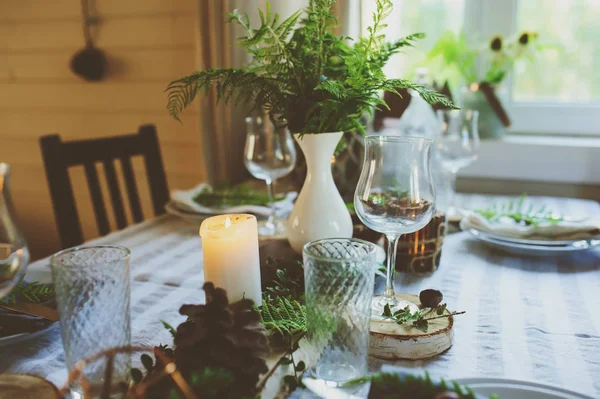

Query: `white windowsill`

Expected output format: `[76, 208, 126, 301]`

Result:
[459, 135, 600, 185]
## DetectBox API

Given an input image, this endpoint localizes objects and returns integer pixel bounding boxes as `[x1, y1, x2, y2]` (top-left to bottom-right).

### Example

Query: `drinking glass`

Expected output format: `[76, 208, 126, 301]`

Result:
[51, 245, 131, 391]
[354, 136, 436, 318]
[0, 163, 30, 299]
[303, 238, 376, 384]
[435, 110, 480, 218]
[244, 116, 297, 237]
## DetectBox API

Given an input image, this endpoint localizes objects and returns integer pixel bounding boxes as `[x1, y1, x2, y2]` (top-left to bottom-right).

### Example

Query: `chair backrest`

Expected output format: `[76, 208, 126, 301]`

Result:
[40, 124, 169, 249]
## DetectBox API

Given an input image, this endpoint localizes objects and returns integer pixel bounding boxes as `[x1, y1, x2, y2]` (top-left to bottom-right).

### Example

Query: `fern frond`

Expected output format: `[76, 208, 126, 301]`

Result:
[260, 295, 306, 337]
[0, 280, 55, 305]
[352, 372, 481, 399]
[165, 69, 285, 121]
[167, 0, 457, 132]
[386, 78, 457, 108]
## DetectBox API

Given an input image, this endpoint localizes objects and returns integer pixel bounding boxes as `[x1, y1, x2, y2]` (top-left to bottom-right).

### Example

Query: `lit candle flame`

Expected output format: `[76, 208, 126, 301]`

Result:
[224, 217, 232, 228]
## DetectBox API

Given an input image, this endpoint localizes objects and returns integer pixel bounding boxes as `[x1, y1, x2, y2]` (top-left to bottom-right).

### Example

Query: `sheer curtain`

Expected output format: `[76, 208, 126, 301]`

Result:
[270, 0, 360, 35]
[196, 0, 250, 183]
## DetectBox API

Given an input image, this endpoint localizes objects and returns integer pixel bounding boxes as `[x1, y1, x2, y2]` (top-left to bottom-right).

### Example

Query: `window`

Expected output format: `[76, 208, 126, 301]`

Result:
[359, 0, 600, 136]
[360, 0, 465, 79]
[514, 0, 600, 103]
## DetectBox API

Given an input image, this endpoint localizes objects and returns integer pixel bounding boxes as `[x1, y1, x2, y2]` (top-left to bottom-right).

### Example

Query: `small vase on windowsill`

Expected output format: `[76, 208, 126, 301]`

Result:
[287, 132, 353, 253]
[462, 83, 509, 140]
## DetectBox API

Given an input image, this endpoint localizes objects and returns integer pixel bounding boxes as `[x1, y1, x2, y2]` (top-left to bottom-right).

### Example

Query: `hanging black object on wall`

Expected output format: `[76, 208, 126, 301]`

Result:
[70, 0, 107, 81]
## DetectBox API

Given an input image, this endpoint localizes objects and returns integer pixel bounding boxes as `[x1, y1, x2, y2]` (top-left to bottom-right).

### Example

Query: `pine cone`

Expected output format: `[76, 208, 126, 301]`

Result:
[174, 283, 270, 397]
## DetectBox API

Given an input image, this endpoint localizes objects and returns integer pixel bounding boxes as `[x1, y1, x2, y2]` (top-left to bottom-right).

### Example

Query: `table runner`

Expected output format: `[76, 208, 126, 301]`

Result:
[1, 195, 599, 397]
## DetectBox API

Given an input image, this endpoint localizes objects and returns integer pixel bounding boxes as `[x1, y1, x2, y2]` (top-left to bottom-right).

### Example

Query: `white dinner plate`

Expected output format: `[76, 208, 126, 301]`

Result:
[166, 201, 274, 223]
[460, 219, 600, 256]
[165, 201, 211, 224]
[461, 218, 600, 246]
[454, 377, 595, 399]
[165, 200, 296, 225]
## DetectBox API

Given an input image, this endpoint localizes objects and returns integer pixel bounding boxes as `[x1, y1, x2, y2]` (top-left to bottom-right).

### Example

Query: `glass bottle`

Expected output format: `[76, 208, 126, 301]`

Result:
[0, 163, 30, 299]
[388, 69, 451, 274]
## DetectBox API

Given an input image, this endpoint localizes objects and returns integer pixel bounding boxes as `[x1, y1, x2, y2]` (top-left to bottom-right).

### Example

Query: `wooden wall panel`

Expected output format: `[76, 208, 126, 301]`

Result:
[0, 112, 198, 144]
[0, 16, 195, 50]
[0, 0, 205, 259]
[1, 0, 195, 20]
[1, 83, 179, 109]
[0, 48, 195, 82]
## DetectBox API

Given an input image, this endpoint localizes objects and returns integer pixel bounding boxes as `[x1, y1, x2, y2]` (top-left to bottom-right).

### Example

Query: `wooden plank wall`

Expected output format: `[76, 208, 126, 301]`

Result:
[0, 0, 206, 259]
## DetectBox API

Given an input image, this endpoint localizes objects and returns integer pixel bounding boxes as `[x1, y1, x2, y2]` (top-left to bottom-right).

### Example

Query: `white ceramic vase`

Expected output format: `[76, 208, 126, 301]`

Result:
[287, 132, 353, 253]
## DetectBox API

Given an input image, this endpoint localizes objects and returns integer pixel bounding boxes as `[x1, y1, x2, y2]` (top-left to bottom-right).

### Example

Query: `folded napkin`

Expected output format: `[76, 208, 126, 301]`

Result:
[170, 183, 297, 217]
[463, 211, 600, 241]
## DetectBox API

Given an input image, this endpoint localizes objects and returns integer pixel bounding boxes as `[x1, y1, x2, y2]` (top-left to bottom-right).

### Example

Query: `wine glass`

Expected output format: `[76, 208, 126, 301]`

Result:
[0, 163, 30, 299]
[244, 115, 297, 237]
[354, 136, 436, 319]
[435, 110, 479, 219]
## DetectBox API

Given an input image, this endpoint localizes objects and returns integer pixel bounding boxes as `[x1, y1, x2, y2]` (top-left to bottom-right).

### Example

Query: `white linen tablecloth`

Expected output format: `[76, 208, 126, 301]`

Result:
[1, 195, 599, 397]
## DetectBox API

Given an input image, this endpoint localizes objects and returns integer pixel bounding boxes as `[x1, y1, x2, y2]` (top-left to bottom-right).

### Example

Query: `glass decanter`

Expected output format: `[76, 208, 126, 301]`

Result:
[0, 163, 30, 299]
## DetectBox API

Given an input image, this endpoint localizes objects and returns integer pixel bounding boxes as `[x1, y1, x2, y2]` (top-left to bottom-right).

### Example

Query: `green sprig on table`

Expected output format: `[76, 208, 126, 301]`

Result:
[192, 184, 285, 208]
[259, 295, 306, 337]
[260, 257, 307, 339]
[382, 303, 465, 333]
[0, 280, 54, 305]
[475, 193, 564, 226]
[263, 262, 304, 299]
[348, 372, 499, 399]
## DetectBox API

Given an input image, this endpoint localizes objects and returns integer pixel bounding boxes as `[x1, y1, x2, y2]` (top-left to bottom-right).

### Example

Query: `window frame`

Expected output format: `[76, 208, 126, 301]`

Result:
[363, 0, 599, 137]
[354, 0, 600, 185]
[466, 0, 600, 136]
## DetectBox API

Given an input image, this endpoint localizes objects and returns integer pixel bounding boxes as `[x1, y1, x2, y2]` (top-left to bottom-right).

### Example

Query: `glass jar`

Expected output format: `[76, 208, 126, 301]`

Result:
[393, 141, 452, 274]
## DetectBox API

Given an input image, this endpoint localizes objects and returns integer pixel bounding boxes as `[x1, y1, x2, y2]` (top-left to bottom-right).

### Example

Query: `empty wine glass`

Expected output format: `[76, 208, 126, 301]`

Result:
[244, 115, 297, 237]
[435, 110, 479, 218]
[0, 163, 30, 299]
[354, 136, 436, 319]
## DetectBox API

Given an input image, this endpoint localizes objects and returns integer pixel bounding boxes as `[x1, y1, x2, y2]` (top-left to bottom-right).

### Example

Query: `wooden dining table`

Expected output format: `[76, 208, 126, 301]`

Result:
[1, 194, 599, 397]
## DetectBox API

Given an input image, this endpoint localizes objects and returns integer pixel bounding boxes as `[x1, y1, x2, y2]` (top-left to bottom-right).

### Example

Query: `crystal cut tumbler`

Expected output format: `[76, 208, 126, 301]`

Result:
[51, 245, 131, 389]
[303, 238, 376, 384]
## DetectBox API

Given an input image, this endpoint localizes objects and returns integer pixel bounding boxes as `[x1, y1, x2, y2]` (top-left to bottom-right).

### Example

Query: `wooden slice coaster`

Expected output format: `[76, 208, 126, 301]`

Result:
[369, 294, 454, 360]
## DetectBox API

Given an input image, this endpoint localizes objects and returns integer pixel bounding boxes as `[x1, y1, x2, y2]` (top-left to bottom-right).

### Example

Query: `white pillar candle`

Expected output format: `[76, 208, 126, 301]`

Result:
[199, 214, 262, 306]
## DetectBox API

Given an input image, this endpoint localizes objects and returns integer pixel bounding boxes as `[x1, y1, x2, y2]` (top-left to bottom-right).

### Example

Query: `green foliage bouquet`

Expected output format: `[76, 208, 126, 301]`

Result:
[166, 0, 453, 134]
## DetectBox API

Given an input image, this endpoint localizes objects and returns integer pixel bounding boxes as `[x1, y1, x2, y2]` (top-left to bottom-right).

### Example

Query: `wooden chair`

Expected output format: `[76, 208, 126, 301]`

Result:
[40, 124, 170, 249]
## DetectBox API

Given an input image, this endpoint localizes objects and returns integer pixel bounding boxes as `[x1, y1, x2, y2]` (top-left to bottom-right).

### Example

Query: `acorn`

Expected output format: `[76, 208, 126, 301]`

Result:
[490, 36, 503, 51]
[519, 32, 530, 45]
[419, 289, 443, 308]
